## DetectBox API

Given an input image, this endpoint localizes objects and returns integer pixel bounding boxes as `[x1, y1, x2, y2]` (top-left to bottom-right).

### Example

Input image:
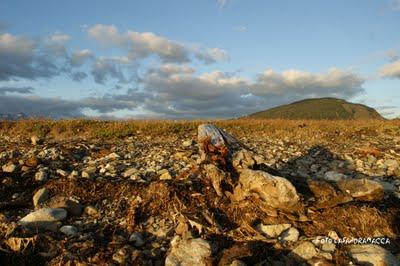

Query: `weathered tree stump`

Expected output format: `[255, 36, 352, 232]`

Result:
[197, 124, 262, 169]
[198, 124, 302, 212]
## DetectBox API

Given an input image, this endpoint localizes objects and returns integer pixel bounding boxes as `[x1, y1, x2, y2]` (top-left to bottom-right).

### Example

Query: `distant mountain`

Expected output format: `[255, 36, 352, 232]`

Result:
[245, 98, 384, 120]
[0, 112, 28, 120]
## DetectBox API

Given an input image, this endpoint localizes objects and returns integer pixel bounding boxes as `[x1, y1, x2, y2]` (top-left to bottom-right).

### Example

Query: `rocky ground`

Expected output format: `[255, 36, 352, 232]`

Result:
[0, 120, 399, 265]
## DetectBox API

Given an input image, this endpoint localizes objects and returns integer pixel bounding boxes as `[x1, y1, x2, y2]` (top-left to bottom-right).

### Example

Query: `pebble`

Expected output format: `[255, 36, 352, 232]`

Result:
[31, 135, 41, 145]
[129, 232, 145, 247]
[324, 171, 346, 181]
[2, 163, 16, 173]
[256, 223, 291, 238]
[85, 205, 99, 217]
[34, 170, 48, 182]
[123, 168, 138, 178]
[182, 140, 194, 147]
[159, 171, 173, 180]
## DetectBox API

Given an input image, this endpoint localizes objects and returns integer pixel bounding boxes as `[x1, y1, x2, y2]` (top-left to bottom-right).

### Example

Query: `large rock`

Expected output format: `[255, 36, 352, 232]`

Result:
[19, 208, 67, 231]
[338, 178, 384, 201]
[47, 196, 83, 216]
[289, 241, 318, 261]
[233, 169, 300, 211]
[347, 244, 398, 266]
[165, 236, 212, 266]
[308, 180, 353, 208]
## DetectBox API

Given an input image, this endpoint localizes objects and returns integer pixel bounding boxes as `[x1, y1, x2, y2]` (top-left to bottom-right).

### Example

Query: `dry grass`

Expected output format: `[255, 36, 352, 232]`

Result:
[1, 119, 399, 144]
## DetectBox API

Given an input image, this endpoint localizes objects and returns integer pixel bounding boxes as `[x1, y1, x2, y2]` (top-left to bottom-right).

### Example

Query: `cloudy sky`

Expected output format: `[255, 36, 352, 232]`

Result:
[1, 0, 400, 119]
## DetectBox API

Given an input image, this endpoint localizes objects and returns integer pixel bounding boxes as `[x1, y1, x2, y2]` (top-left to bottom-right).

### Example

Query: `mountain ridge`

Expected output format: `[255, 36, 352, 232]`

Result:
[245, 97, 384, 120]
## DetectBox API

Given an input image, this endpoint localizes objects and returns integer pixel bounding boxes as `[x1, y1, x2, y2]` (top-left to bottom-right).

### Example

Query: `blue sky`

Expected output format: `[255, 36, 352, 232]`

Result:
[1, 0, 400, 118]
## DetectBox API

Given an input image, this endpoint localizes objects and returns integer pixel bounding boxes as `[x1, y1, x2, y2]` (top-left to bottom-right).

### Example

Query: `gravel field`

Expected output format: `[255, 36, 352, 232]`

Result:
[0, 119, 399, 265]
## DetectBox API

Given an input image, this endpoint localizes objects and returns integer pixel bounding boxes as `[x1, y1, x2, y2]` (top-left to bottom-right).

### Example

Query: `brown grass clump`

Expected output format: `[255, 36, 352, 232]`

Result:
[303, 204, 398, 239]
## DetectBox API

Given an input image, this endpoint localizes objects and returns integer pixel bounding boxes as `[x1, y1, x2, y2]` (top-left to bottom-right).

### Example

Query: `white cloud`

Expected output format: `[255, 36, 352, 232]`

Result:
[379, 60, 400, 78]
[70, 49, 94, 66]
[0, 86, 34, 94]
[0, 65, 365, 119]
[195, 48, 229, 64]
[252, 68, 364, 97]
[87, 24, 229, 64]
[0, 33, 59, 80]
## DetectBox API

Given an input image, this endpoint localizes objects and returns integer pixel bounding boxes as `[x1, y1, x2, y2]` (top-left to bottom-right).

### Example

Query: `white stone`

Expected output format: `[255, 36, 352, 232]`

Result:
[324, 171, 346, 182]
[165, 236, 211, 266]
[289, 241, 318, 261]
[2, 163, 16, 173]
[321, 242, 336, 253]
[182, 140, 194, 147]
[234, 169, 300, 211]
[123, 168, 137, 178]
[280, 227, 300, 242]
[56, 169, 68, 177]
[34, 171, 48, 182]
[159, 171, 173, 180]
[347, 244, 398, 266]
[256, 223, 291, 238]
[31, 135, 40, 145]
[84, 205, 99, 217]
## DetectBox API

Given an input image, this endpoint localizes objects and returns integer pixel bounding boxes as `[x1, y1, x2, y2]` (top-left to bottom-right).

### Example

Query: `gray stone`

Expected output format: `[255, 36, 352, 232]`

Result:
[347, 244, 398, 266]
[19, 208, 67, 230]
[129, 232, 144, 247]
[165, 236, 211, 266]
[323, 171, 346, 182]
[48, 196, 83, 216]
[59, 225, 78, 236]
[33, 188, 49, 207]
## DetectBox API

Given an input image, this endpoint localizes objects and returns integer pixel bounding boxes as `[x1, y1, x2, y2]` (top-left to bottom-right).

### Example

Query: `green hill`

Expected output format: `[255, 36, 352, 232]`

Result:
[245, 98, 384, 120]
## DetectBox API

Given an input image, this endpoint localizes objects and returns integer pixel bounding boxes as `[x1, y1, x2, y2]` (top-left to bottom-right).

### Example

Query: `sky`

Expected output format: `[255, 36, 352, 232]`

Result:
[1, 0, 400, 119]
